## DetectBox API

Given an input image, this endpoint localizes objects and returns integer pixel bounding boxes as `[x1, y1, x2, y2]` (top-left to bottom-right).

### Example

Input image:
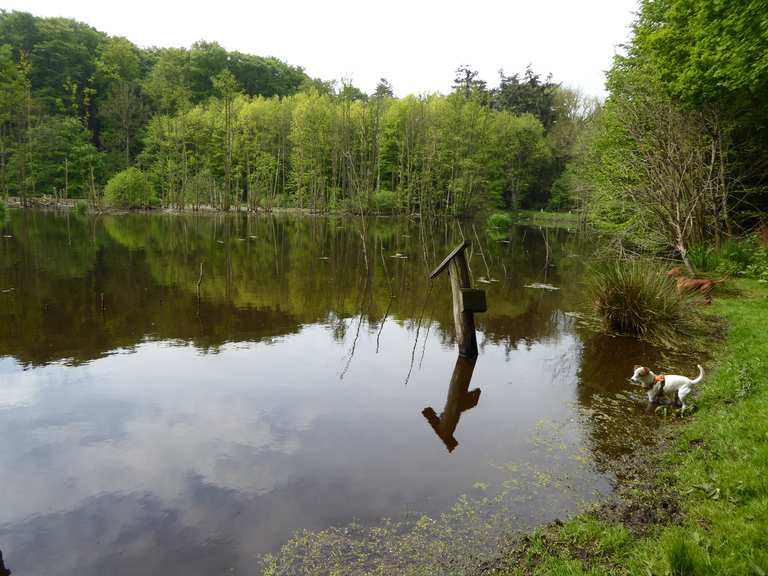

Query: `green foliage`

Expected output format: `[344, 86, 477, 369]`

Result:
[22, 115, 98, 197]
[587, 259, 705, 346]
[683, 237, 768, 280]
[662, 530, 709, 576]
[0, 11, 580, 214]
[487, 211, 513, 230]
[372, 189, 398, 214]
[103, 167, 156, 209]
[589, 0, 768, 234]
[492, 66, 559, 130]
[687, 243, 720, 272]
[0, 10, 106, 115]
[631, 0, 768, 107]
[713, 237, 768, 281]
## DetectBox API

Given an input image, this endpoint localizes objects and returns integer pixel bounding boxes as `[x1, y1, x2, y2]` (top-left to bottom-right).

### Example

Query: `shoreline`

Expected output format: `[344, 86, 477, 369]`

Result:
[488, 279, 768, 575]
[2, 197, 580, 226]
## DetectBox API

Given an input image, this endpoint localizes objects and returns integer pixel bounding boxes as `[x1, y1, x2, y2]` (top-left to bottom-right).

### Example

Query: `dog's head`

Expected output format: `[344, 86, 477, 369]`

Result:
[667, 267, 684, 278]
[631, 365, 654, 388]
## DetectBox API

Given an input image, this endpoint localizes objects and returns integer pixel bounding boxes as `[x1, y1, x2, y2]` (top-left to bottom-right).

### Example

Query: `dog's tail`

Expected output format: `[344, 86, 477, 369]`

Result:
[691, 364, 704, 385]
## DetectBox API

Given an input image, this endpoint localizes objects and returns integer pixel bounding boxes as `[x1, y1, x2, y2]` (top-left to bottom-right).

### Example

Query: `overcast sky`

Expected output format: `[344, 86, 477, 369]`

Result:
[1, 0, 638, 98]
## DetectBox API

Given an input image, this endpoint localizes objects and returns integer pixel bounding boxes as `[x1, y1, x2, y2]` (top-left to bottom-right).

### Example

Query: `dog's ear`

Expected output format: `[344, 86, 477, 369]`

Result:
[639, 367, 649, 376]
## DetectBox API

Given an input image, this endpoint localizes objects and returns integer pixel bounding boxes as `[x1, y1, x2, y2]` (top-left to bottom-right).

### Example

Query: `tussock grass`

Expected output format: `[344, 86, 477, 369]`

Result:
[587, 259, 708, 348]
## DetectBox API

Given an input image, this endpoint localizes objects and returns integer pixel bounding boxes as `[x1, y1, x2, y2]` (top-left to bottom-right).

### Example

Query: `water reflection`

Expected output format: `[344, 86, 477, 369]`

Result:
[0, 210, 664, 576]
[423, 354, 480, 452]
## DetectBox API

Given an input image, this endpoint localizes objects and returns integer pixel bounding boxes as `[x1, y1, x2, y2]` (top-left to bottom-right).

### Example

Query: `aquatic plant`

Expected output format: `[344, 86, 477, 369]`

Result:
[587, 259, 707, 347]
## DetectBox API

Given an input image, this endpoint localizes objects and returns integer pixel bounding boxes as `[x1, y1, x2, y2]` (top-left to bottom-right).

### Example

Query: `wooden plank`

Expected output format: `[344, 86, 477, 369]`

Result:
[448, 252, 478, 357]
[429, 240, 469, 279]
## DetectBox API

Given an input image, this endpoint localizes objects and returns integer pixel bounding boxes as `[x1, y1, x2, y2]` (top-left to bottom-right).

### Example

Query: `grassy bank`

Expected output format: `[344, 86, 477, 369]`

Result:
[492, 279, 768, 575]
[511, 210, 580, 227]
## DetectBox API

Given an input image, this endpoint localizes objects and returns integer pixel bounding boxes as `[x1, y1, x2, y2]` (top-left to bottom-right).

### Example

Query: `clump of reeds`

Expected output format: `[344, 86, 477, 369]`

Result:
[587, 259, 710, 348]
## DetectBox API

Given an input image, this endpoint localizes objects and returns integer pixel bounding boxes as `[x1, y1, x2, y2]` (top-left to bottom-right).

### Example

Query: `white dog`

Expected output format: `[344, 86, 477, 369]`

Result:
[631, 364, 704, 413]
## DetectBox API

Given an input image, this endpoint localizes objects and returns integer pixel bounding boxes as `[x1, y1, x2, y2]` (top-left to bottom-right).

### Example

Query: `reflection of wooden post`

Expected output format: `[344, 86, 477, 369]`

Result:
[429, 241, 486, 358]
[422, 354, 479, 452]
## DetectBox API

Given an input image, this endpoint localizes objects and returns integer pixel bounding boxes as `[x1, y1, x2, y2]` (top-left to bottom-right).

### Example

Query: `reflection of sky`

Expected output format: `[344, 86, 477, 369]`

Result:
[0, 315, 609, 575]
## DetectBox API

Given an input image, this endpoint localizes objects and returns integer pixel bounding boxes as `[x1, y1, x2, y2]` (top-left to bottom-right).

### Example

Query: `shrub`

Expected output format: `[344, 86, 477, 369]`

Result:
[713, 237, 768, 280]
[0, 199, 6, 220]
[104, 168, 157, 209]
[587, 259, 706, 346]
[487, 211, 513, 230]
[372, 190, 398, 214]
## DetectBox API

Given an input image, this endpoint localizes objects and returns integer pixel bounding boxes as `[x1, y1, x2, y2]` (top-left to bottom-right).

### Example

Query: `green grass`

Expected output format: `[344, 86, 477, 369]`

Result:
[486, 209, 579, 230]
[488, 211, 515, 230]
[587, 259, 711, 349]
[512, 209, 580, 227]
[494, 279, 768, 576]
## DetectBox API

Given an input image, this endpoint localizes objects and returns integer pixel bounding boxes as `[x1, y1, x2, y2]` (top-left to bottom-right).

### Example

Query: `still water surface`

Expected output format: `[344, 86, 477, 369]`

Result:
[0, 211, 659, 575]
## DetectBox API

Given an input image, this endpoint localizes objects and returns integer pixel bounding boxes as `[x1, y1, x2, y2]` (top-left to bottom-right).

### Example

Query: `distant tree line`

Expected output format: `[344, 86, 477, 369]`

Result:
[0, 10, 594, 215]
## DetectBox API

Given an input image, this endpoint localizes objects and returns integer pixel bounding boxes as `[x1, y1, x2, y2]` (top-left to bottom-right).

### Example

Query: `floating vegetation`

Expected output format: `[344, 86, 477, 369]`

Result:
[525, 283, 560, 291]
[261, 452, 602, 576]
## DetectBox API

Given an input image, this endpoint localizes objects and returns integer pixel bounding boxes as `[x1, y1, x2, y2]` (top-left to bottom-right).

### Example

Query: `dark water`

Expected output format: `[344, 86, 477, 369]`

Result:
[0, 211, 660, 575]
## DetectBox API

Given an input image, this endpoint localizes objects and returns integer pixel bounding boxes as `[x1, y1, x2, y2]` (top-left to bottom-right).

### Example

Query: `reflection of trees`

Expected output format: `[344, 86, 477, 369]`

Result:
[1, 211, 592, 367]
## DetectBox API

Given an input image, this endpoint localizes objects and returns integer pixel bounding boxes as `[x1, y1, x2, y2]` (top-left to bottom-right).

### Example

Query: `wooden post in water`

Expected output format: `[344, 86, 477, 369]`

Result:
[429, 241, 487, 358]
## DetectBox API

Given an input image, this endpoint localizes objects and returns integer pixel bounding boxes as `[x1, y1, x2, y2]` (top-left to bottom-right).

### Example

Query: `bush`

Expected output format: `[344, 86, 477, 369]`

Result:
[0, 199, 6, 220]
[714, 237, 768, 280]
[487, 211, 513, 230]
[372, 190, 398, 214]
[104, 167, 157, 209]
[587, 259, 706, 346]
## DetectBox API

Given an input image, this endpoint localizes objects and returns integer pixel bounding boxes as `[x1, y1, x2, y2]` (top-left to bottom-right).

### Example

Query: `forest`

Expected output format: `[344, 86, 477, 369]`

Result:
[2, 1, 768, 260]
[0, 10, 592, 216]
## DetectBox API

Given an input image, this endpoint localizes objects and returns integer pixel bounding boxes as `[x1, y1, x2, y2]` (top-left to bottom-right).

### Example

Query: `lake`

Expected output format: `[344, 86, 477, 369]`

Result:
[0, 210, 660, 575]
